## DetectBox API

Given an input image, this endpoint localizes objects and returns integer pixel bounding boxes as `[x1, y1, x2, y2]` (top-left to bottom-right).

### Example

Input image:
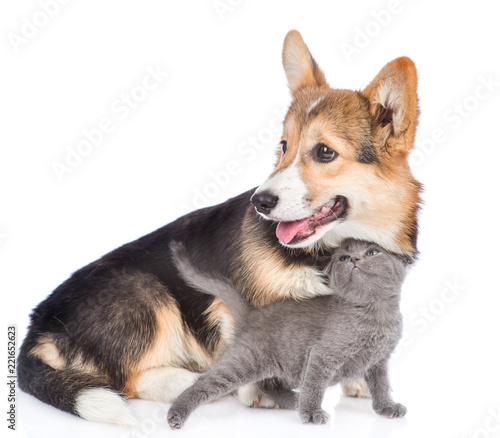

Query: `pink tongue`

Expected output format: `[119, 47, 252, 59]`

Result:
[276, 217, 311, 244]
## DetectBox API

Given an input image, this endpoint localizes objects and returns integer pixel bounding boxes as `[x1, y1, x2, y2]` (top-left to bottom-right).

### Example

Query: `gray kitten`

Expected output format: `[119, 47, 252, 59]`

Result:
[167, 239, 409, 429]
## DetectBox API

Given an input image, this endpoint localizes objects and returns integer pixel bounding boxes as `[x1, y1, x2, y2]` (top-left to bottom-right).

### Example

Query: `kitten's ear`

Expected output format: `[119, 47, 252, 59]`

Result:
[282, 30, 328, 96]
[361, 57, 418, 158]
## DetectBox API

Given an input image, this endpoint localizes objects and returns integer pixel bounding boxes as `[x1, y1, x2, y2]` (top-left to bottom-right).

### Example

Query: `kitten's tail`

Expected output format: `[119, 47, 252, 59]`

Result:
[169, 241, 251, 322]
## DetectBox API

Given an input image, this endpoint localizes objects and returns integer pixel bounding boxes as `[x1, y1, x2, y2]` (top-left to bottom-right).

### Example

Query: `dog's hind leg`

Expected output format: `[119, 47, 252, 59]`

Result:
[341, 378, 371, 398]
[238, 384, 278, 408]
[255, 378, 298, 409]
[135, 367, 200, 402]
[135, 367, 277, 409]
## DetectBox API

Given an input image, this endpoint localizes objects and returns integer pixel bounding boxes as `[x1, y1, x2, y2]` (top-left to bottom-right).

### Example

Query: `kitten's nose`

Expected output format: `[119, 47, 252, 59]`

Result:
[351, 257, 360, 263]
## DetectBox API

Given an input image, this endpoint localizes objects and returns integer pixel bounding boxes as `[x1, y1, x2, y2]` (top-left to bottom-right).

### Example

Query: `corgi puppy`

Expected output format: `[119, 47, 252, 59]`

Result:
[18, 30, 421, 426]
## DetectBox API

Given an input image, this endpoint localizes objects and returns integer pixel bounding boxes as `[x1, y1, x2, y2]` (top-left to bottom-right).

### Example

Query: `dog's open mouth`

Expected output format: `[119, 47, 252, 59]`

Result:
[275, 196, 348, 245]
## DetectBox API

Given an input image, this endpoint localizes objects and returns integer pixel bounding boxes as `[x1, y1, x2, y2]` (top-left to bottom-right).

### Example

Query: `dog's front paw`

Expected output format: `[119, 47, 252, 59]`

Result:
[299, 408, 330, 425]
[375, 402, 407, 419]
[167, 407, 189, 430]
[238, 384, 278, 408]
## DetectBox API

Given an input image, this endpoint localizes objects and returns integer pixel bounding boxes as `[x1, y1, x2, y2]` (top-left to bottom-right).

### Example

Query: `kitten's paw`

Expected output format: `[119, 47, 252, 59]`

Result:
[238, 384, 278, 408]
[341, 378, 371, 398]
[375, 402, 407, 419]
[299, 408, 330, 425]
[167, 407, 188, 430]
[167, 414, 183, 430]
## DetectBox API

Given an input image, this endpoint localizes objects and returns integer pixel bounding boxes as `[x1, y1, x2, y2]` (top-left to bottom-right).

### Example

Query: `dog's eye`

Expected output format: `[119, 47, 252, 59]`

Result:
[315, 144, 337, 162]
[366, 249, 380, 256]
[280, 141, 287, 154]
[339, 255, 350, 262]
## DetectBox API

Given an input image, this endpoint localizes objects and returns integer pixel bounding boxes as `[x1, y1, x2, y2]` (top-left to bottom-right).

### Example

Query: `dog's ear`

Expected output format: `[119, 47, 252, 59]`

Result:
[362, 57, 418, 157]
[282, 30, 328, 96]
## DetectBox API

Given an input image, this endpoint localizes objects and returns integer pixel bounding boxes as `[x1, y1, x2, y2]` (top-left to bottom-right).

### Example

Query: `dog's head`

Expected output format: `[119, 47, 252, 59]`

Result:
[252, 31, 421, 255]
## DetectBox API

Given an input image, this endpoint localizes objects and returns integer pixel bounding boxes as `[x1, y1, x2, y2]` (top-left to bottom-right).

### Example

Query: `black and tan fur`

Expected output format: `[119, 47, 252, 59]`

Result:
[18, 30, 421, 425]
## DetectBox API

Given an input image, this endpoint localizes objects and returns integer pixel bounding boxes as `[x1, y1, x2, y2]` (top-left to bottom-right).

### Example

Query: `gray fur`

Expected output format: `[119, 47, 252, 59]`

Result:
[168, 239, 409, 428]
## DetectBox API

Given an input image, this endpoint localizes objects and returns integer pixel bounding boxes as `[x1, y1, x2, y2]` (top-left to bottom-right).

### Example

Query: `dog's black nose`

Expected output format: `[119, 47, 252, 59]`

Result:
[251, 192, 278, 215]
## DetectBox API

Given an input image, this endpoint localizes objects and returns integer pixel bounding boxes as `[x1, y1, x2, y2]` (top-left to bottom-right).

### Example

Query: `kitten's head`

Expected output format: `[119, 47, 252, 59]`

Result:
[325, 238, 409, 303]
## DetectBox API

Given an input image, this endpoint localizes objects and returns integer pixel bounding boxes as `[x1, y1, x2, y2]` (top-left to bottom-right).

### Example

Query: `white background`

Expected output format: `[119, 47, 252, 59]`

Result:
[1, 1, 500, 437]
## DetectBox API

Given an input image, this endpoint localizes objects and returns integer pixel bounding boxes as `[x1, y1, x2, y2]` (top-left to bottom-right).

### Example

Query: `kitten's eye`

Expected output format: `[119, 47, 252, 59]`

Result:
[366, 249, 380, 256]
[315, 144, 337, 162]
[339, 255, 350, 262]
[280, 141, 287, 154]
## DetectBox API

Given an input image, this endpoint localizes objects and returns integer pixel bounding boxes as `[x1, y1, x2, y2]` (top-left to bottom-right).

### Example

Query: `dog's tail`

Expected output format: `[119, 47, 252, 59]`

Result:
[17, 334, 137, 427]
[170, 241, 251, 322]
